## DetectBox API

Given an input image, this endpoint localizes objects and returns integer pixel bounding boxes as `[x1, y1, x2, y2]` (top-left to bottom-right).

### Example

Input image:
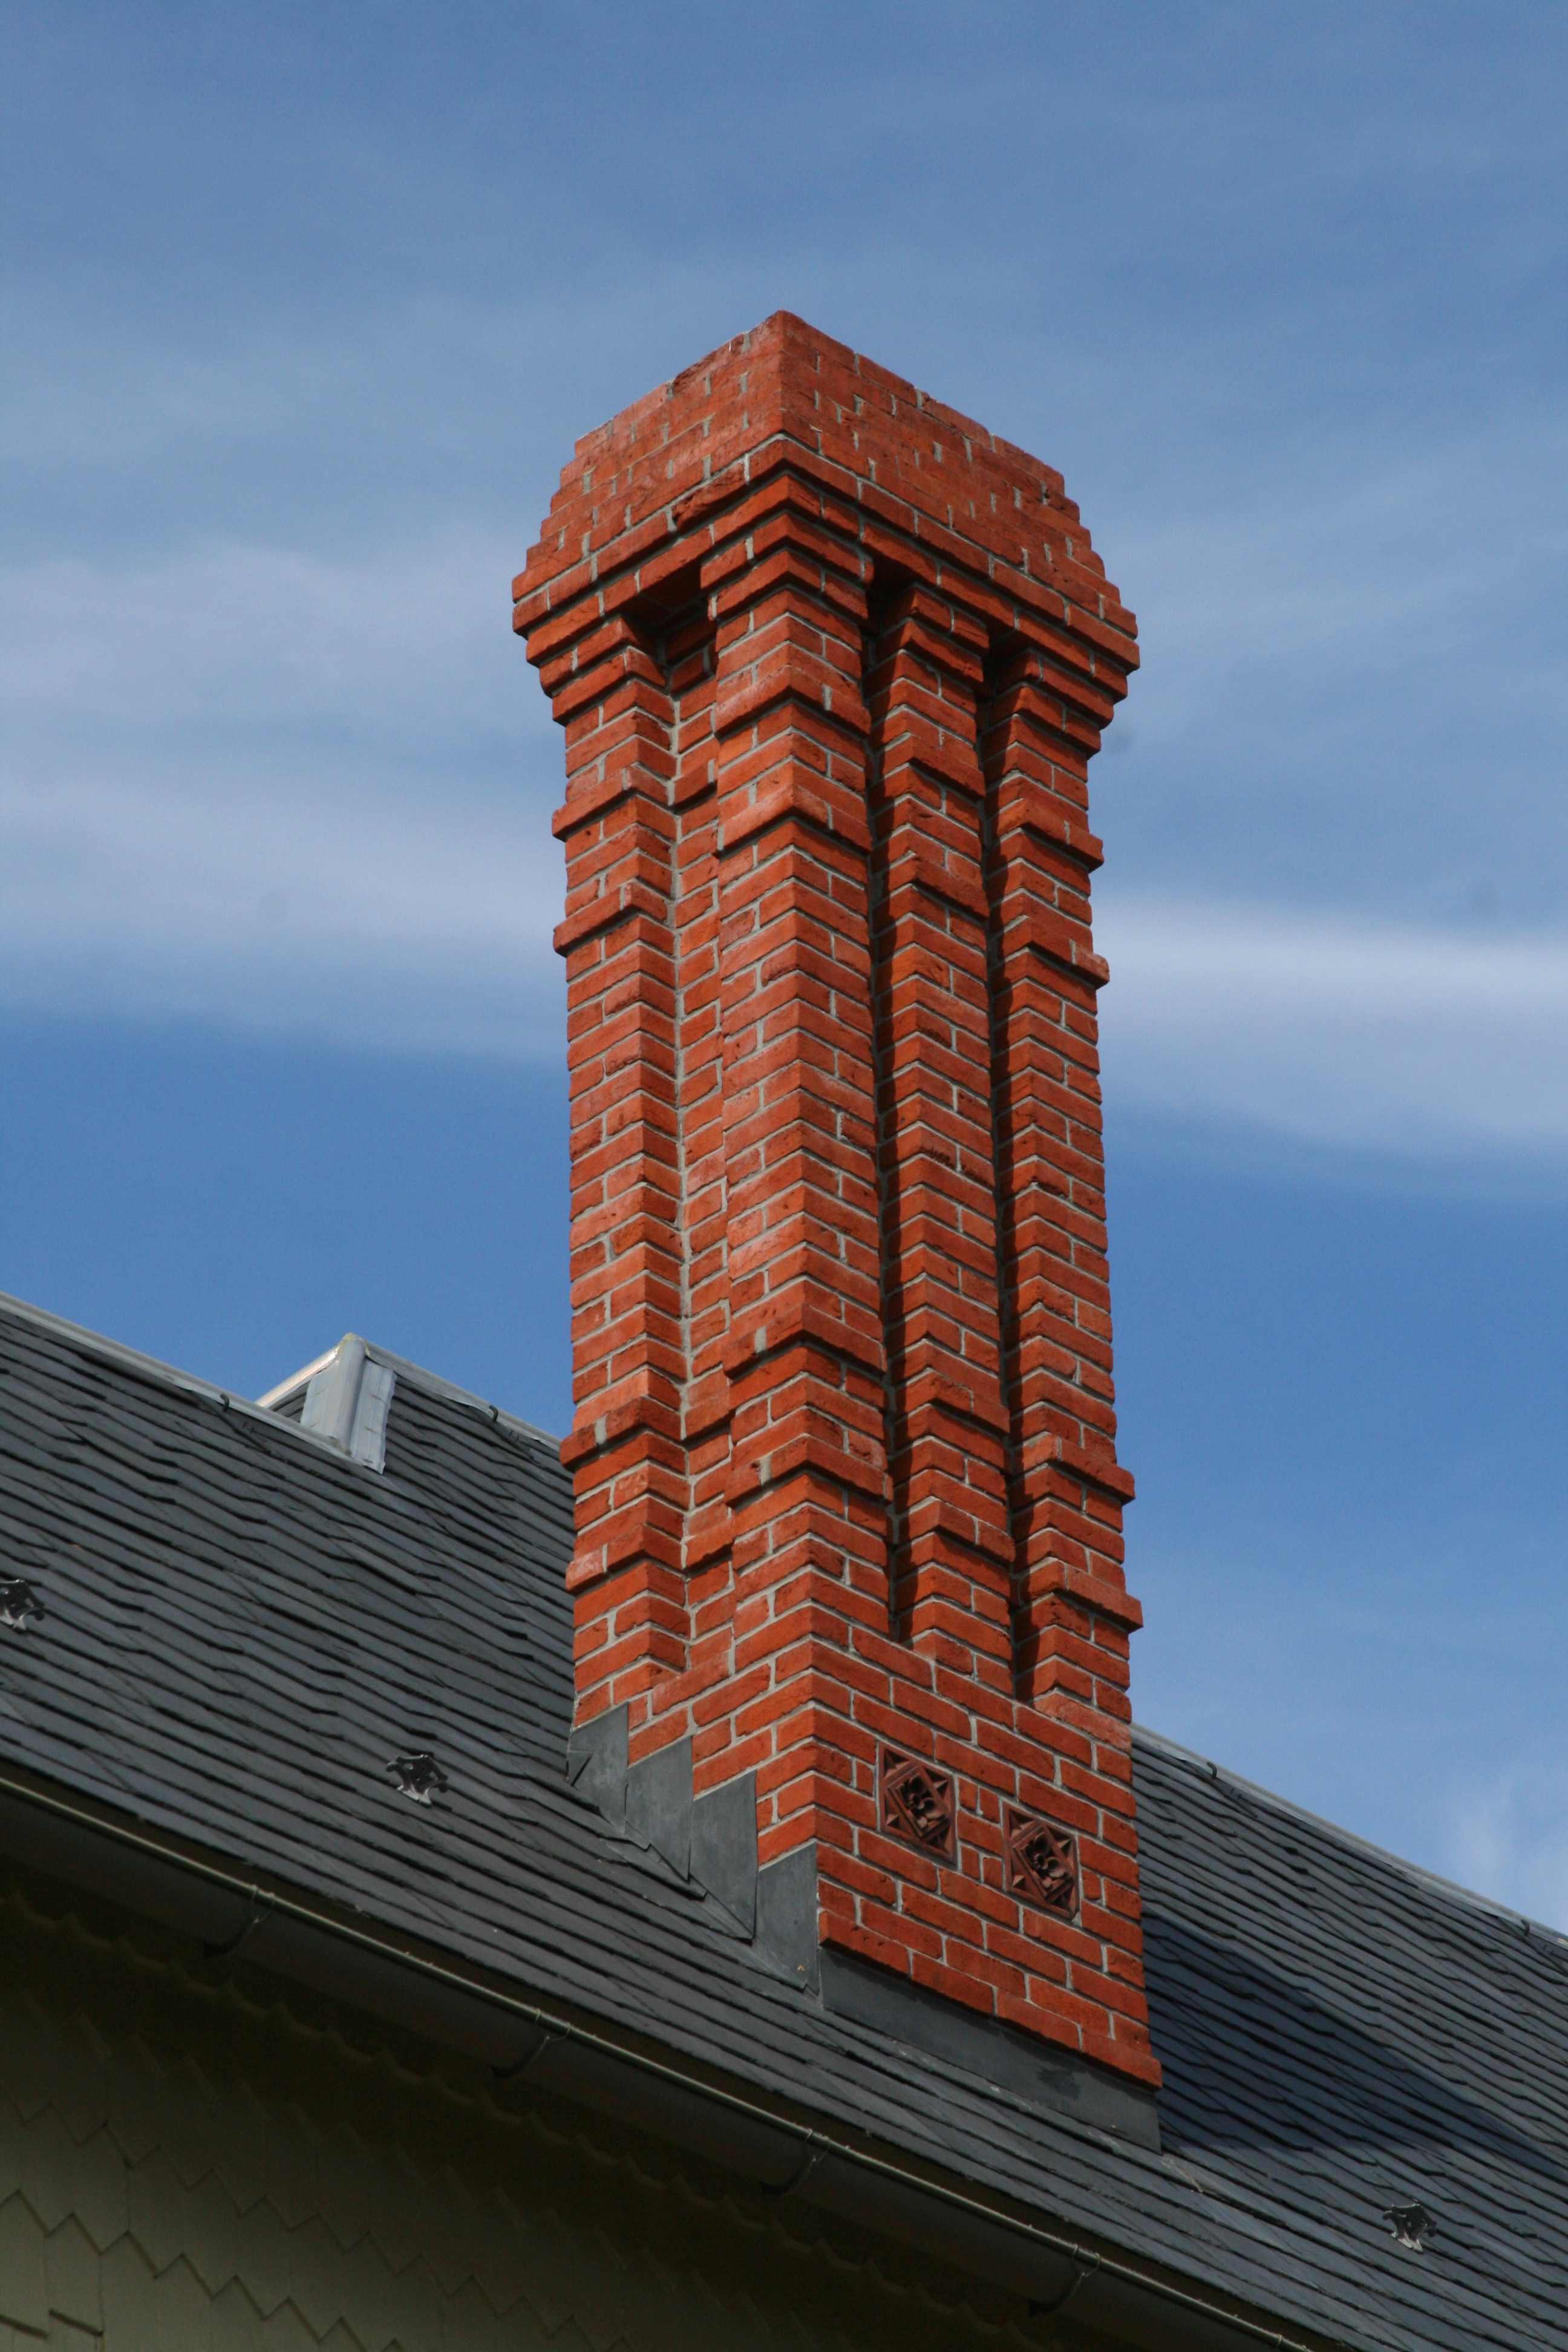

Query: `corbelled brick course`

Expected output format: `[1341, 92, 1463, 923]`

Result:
[515, 313, 1156, 2086]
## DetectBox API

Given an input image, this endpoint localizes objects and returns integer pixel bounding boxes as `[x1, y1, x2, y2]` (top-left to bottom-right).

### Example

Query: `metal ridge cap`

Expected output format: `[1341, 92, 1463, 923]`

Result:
[256, 1331, 558, 1451]
[0, 1751, 1334, 2352]
[255, 1341, 342, 1409]
[1132, 1722, 1568, 1959]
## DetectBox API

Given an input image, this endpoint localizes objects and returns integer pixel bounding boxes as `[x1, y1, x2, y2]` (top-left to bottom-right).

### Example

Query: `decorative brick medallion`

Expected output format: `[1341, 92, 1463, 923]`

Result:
[880, 1749, 957, 1861]
[1005, 1806, 1079, 1918]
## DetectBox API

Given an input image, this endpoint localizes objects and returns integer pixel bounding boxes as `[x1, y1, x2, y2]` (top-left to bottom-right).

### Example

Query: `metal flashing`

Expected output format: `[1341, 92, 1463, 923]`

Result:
[259, 1333, 558, 1452]
[0, 1287, 312, 1442]
[0, 1289, 384, 1475]
[625, 1736, 693, 1881]
[818, 1949, 1161, 2152]
[755, 1843, 821, 1993]
[567, 1726, 1145, 2144]
[691, 1772, 759, 1938]
[256, 1344, 341, 1410]
[567, 1705, 629, 1829]
[298, 1336, 394, 1469]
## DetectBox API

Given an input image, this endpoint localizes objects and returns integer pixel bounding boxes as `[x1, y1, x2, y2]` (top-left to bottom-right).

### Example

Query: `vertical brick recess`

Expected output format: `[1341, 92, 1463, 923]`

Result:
[517, 315, 1157, 2088]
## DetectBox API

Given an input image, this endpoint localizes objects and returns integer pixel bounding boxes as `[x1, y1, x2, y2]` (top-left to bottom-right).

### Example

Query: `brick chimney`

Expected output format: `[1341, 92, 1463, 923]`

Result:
[515, 315, 1157, 2092]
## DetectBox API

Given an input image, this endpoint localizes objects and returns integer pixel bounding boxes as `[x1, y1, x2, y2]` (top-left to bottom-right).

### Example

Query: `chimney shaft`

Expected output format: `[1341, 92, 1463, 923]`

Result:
[517, 316, 1156, 2086]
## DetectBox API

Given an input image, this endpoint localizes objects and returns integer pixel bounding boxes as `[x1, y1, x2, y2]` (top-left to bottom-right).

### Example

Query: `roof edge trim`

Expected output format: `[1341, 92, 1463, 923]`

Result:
[0, 1290, 561, 1468]
[0, 1290, 382, 1474]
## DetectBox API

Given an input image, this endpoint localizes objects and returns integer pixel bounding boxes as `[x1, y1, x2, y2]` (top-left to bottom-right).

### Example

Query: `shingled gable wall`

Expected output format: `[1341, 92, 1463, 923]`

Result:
[515, 313, 1158, 2089]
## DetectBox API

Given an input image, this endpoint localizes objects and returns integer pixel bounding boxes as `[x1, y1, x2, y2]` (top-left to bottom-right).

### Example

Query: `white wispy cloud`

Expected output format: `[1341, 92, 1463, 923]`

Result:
[0, 526, 531, 736]
[3, 334, 1565, 1167]
[0, 529, 563, 1053]
[4, 528, 1566, 1145]
[0, 750, 563, 1053]
[1446, 1767, 1568, 1932]
[1094, 396, 1568, 925]
[1098, 894, 1568, 1160]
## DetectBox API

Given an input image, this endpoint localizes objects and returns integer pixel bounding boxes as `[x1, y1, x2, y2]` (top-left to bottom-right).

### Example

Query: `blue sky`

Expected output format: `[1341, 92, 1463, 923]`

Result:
[3, 4, 1565, 1920]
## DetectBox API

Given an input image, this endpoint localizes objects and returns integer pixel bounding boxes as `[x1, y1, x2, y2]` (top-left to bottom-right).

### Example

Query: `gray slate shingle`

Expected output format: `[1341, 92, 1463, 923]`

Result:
[0, 1293, 1563, 2351]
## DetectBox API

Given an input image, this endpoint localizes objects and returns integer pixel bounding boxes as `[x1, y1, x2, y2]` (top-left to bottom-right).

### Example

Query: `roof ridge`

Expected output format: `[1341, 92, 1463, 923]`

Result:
[1132, 1721, 1568, 1956]
[258, 1333, 560, 1451]
[0, 1289, 561, 1464]
[0, 1286, 287, 1428]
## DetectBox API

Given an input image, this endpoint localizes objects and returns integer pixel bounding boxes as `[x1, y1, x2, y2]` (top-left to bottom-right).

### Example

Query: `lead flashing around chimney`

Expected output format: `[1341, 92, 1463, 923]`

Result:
[296, 1336, 395, 1471]
[691, 1772, 759, 1940]
[819, 1949, 1160, 2152]
[625, 1735, 693, 1881]
[755, 1842, 820, 1994]
[566, 1718, 1156, 2144]
[570, 1709, 761, 1938]
[566, 1705, 628, 1829]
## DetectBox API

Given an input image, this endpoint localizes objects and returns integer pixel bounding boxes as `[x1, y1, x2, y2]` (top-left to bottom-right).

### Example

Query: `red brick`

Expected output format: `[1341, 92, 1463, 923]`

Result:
[523, 312, 1157, 2090]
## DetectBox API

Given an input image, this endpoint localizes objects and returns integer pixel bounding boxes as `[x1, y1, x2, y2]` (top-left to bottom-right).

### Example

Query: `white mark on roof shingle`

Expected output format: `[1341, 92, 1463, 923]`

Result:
[390, 1752, 448, 1805]
[0, 1576, 43, 1630]
[1384, 2203, 1436, 2252]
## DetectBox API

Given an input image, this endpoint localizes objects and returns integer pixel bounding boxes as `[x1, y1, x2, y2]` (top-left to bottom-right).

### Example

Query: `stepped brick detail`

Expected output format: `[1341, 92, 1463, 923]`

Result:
[515, 313, 1157, 2086]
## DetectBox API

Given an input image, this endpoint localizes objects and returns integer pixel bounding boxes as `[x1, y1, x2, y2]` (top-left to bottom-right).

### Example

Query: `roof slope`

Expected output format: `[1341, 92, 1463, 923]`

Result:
[0, 1293, 1563, 2351]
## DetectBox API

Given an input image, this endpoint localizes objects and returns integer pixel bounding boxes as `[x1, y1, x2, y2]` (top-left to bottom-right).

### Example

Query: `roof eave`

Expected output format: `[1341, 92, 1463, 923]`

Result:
[0, 1751, 1335, 2352]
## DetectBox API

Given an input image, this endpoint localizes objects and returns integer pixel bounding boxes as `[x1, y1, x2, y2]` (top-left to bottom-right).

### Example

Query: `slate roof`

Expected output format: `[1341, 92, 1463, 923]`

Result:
[0, 1289, 1564, 2351]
